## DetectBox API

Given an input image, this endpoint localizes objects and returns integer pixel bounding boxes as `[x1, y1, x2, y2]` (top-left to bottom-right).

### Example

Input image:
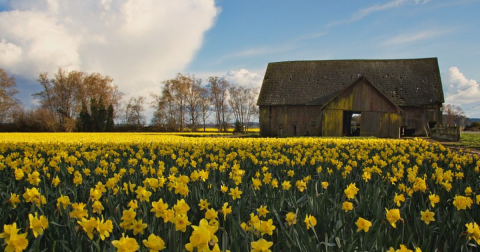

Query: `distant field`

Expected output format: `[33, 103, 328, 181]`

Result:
[195, 127, 260, 133]
[450, 132, 480, 149]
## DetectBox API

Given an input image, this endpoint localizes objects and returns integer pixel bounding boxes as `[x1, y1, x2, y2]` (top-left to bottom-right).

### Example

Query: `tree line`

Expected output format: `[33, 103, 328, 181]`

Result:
[0, 67, 259, 132]
[150, 73, 258, 132]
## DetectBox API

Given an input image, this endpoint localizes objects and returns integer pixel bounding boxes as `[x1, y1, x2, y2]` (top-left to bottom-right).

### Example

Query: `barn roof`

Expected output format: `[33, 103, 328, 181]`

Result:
[257, 58, 444, 106]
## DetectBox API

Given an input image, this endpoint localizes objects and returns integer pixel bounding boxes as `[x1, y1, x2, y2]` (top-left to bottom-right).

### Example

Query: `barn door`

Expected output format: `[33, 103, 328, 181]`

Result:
[343, 111, 361, 136]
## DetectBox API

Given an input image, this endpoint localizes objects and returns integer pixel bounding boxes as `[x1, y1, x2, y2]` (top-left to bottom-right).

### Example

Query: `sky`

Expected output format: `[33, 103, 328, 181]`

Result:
[0, 0, 479, 120]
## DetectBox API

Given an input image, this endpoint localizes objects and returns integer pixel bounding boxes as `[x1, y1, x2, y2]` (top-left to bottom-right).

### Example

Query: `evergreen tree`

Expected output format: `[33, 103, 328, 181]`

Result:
[106, 104, 114, 132]
[90, 98, 99, 131]
[97, 97, 107, 132]
[76, 100, 91, 132]
[233, 120, 243, 134]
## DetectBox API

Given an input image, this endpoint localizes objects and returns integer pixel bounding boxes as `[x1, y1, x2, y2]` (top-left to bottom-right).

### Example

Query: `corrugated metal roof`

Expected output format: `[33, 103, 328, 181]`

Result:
[257, 58, 444, 106]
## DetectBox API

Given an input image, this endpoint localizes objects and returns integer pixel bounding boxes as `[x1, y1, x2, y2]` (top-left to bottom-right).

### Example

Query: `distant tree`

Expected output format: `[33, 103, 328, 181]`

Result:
[185, 75, 202, 131]
[207, 76, 230, 132]
[105, 104, 114, 132]
[0, 68, 20, 123]
[125, 96, 146, 128]
[228, 85, 259, 132]
[90, 97, 99, 131]
[76, 100, 91, 131]
[12, 107, 56, 132]
[443, 104, 467, 126]
[233, 119, 243, 134]
[152, 73, 208, 132]
[199, 85, 212, 132]
[33, 67, 123, 131]
[97, 97, 107, 131]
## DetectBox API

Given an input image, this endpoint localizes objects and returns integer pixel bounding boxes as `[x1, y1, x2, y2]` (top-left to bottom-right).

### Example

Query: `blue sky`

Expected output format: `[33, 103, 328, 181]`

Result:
[1, 0, 479, 119]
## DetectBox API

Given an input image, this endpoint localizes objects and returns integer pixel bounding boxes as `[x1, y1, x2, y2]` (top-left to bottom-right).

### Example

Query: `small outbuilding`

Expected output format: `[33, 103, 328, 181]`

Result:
[257, 58, 444, 138]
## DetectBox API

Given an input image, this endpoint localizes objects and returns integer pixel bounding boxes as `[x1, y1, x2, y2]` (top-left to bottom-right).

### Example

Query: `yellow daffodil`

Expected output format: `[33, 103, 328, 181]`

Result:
[131, 219, 148, 235]
[385, 208, 401, 228]
[428, 193, 440, 208]
[304, 214, 317, 230]
[143, 234, 166, 252]
[420, 209, 435, 225]
[453, 195, 473, 210]
[342, 201, 353, 212]
[229, 187, 242, 200]
[9, 193, 20, 208]
[251, 238, 273, 252]
[344, 183, 359, 200]
[355, 217, 372, 232]
[96, 218, 113, 241]
[221, 202, 232, 221]
[112, 234, 140, 252]
[77, 217, 97, 240]
[198, 199, 210, 210]
[285, 212, 296, 226]
[257, 205, 269, 218]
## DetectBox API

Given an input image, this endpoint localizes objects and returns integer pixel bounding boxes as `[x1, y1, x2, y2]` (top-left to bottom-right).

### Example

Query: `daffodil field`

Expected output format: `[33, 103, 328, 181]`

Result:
[1, 133, 479, 252]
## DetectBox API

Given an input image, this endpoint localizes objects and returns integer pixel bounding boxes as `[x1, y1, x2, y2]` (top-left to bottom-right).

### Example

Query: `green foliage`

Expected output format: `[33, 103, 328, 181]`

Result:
[233, 120, 244, 134]
[76, 97, 113, 132]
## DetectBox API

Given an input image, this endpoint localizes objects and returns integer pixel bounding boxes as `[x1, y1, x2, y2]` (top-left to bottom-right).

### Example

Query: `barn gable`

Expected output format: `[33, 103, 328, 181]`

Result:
[321, 76, 402, 137]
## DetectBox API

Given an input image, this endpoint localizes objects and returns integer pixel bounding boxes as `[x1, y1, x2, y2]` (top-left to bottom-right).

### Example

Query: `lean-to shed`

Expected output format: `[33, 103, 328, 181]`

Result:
[257, 58, 444, 138]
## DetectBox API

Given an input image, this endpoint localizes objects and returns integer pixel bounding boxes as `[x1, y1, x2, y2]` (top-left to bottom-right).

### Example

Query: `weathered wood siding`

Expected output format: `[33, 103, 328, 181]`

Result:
[400, 104, 443, 136]
[259, 105, 323, 136]
[322, 79, 401, 138]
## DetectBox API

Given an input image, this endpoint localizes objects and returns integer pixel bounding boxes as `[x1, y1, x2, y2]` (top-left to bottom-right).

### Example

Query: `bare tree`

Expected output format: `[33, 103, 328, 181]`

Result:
[208, 76, 230, 132]
[34, 68, 83, 131]
[152, 73, 209, 132]
[125, 96, 146, 127]
[0, 68, 19, 123]
[185, 75, 202, 131]
[151, 79, 179, 131]
[443, 104, 467, 126]
[228, 85, 259, 132]
[199, 85, 212, 132]
[244, 87, 260, 132]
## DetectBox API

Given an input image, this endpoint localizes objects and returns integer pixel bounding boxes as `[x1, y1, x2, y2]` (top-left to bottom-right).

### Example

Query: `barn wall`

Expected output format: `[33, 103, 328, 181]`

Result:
[259, 105, 323, 137]
[259, 106, 271, 136]
[322, 109, 343, 136]
[401, 106, 428, 136]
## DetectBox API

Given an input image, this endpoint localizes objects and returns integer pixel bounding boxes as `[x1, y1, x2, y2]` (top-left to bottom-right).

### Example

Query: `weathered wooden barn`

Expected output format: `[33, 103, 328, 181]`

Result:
[257, 58, 444, 138]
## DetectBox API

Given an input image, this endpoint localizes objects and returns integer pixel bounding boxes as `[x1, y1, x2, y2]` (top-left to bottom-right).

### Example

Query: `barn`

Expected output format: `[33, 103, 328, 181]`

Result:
[257, 58, 444, 138]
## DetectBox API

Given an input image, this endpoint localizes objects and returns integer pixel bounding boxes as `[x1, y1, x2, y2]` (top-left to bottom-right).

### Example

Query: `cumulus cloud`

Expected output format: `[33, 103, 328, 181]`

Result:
[224, 69, 264, 88]
[444, 67, 480, 116]
[0, 0, 219, 102]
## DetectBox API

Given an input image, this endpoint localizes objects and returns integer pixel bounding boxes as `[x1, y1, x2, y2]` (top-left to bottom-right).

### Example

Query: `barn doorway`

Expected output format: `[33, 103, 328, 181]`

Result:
[343, 111, 361, 136]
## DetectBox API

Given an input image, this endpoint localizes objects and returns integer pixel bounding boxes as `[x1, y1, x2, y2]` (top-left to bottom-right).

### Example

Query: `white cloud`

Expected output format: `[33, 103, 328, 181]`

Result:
[0, 0, 219, 101]
[382, 29, 449, 46]
[224, 69, 264, 88]
[328, 0, 432, 27]
[444, 67, 480, 115]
